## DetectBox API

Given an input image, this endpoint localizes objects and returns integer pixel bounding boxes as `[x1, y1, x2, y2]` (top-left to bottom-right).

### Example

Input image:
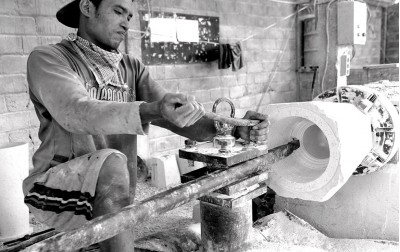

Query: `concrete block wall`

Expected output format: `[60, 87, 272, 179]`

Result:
[0, 0, 298, 167]
[0, 0, 75, 168]
[300, 2, 387, 102]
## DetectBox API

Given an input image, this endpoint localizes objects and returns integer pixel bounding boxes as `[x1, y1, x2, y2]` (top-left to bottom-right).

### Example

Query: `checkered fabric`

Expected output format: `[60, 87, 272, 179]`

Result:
[67, 33, 125, 88]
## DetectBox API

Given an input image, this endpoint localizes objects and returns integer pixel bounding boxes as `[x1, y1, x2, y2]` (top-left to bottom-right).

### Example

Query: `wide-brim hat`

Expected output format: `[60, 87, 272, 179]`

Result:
[56, 0, 81, 28]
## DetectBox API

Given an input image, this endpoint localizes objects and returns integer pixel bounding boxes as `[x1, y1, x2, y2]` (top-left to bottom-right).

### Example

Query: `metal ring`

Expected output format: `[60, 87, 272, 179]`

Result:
[212, 97, 235, 134]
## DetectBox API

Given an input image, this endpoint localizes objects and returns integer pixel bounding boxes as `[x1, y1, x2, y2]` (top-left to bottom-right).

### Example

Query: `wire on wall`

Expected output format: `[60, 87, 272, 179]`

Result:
[320, 0, 337, 93]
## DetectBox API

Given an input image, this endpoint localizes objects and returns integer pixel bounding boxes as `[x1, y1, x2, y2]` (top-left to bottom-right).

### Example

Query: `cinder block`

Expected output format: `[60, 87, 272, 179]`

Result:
[0, 111, 30, 132]
[238, 95, 258, 109]
[229, 85, 246, 99]
[220, 75, 237, 87]
[5, 93, 30, 112]
[176, 154, 205, 175]
[246, 62, 263, 73]
[215, 1, 236, 13]
[0, 75, 28, 94]
[148, 65, 165, 80]
[16, 0, 38, 15]
[0, 55, 29, 74]
[247, 84, 265, 95]
[246, 73, 255, 85]
[163, 80, 180, 93]
[0, 0, 17, 15]
[0, 16, 36, 35]
[148, 154, 181, 189]
[195, 0, 218, 12]
[165, 64, 208, 79]
[36, 0, 65, 16]
[187, 90, 211, 104]
[0, 96, 7, 114]
[254, 73, 269, 84]
[236, 74, 247, 85]
[245, 39, 263, 51]
[210, 88, 230, 101]
[0, 36, 23, 54]
[219, 25, 238, 38]
[179, 77, 219, 92]
[9, 129, 30, 143]
[35, 17, 74, 35]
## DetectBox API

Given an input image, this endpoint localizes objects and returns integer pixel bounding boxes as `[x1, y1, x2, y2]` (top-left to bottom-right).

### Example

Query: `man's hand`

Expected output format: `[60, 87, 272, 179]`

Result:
[234, 111, 269, 144]
[159, 93, 205, 128]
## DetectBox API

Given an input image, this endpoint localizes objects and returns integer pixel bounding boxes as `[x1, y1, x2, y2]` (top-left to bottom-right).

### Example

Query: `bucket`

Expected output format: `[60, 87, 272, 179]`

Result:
[0, 142, 30, 242]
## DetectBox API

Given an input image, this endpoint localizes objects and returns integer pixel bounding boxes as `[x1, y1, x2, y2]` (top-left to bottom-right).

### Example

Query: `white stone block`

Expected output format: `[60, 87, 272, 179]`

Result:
[148, 155, 181, 189]
[263, 101, 372, 202]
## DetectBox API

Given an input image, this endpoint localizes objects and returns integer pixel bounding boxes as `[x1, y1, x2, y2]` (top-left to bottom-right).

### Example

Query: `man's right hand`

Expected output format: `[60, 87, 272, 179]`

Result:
[158, 93, 205, 128]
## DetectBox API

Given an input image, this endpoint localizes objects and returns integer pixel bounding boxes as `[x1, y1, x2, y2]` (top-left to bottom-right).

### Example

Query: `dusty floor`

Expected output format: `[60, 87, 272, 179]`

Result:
[1, 180, 399, 252]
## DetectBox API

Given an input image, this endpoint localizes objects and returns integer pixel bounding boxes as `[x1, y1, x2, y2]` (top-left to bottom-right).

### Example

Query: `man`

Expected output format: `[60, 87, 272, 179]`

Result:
[23, 0, 269, 251]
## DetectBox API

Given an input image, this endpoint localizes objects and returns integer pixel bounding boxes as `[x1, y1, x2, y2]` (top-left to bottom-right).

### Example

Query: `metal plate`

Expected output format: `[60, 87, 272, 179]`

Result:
[179, 141, 269, 168]
[199, 182, 269, 208]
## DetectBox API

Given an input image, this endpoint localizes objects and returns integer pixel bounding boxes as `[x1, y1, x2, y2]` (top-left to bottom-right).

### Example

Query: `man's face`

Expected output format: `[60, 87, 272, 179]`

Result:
[86, 0, 134, 51]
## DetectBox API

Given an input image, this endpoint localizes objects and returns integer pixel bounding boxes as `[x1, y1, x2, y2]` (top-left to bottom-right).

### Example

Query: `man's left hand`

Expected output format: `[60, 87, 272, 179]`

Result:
[234, 111, 269, 144]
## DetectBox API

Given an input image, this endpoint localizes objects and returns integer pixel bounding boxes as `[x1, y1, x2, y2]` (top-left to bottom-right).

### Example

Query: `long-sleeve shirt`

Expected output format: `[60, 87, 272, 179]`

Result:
[23, 39, 216, 194]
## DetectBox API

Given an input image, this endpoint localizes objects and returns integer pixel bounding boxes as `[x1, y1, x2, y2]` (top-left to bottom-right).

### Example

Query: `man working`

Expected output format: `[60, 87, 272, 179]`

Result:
[22, 0, 269, 251]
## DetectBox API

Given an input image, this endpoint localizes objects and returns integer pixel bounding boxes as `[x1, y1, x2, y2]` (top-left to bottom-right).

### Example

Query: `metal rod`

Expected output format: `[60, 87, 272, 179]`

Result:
[1, 230, 58, 252]
[24, 140, 300, 252]
[204, 112, 260, 127]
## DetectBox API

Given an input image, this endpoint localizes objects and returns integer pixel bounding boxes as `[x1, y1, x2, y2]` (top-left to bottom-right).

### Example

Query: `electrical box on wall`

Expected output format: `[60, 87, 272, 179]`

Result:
[339, 52, 351, 76]
[337, 1, 367, 45]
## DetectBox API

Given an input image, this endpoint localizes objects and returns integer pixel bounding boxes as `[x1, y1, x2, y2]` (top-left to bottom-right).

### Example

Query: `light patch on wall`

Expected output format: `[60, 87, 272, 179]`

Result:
[176, 19, 199, 43]
[149, 18, 178, 43]
[148, 17, 199, 43]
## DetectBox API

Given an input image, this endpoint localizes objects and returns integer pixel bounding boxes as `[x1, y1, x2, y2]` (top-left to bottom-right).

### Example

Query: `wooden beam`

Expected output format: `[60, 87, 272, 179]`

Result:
[24, 140, 299, 252]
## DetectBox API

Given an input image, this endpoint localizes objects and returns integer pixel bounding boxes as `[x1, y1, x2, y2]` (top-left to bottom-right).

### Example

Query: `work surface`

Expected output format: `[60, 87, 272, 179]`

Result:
[1, 180, 398, 252]
[133, 182, 399, 252]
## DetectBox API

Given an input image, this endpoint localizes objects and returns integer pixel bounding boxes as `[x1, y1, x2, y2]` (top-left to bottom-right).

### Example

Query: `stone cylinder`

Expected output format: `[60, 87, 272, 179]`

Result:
[263, 101, 372, 201]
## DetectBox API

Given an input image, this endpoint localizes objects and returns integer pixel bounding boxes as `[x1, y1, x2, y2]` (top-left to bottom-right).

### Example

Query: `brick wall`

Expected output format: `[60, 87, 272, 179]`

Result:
[0, 0, 297, 167]
[0, 0, 75, 168]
